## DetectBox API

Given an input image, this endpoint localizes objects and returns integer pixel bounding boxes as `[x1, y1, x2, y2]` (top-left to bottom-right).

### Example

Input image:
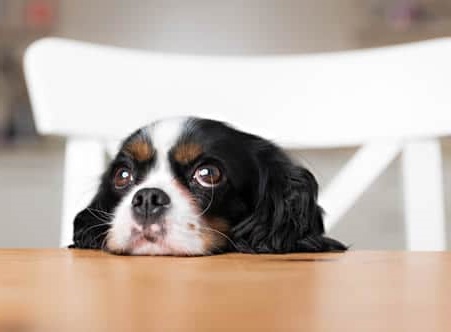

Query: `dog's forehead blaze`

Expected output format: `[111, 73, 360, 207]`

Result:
[172, 142, 203, 164]
[124, 138, 154, 161]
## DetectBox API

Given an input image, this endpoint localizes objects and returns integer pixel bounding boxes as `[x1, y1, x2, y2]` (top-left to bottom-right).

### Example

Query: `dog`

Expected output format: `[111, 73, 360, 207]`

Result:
[71, 117, 346, 255]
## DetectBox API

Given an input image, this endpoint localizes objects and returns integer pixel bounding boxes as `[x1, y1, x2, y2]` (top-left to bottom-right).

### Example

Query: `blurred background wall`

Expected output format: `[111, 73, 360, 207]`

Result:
[0, 0, 450, 248]
[56, 0, 361, 54]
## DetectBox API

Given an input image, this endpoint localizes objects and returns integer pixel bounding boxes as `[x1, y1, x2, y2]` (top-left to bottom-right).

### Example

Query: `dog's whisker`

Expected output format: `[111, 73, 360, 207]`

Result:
[87, 207, 114, 217]
[100, 232, 110, 251]
[197, 225, 241, 253]
[191, 175, 215, 218]
[169, 222, 241, 253]
[85, 208, 112, 223]
[80, 221, 111, 246]
[90, 229, 110, 249]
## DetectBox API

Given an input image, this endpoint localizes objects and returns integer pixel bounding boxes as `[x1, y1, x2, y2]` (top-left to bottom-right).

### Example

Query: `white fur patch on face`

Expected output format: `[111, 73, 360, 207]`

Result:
[106, 118, 208, 256]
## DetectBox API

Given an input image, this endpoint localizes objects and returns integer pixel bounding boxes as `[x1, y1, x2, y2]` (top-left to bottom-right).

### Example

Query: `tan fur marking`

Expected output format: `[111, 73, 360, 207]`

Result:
[124, 140, 154, 161]
[200, 217, 230, 252]
[173, 143, 203, 164]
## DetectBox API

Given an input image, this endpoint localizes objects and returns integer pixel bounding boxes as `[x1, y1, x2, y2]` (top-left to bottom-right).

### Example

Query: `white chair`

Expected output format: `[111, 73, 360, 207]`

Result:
[24, 37, 451, 250]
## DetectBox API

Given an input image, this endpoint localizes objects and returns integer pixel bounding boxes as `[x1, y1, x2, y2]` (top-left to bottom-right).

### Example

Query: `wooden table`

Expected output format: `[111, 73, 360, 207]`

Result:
[0, 250, 450, 331]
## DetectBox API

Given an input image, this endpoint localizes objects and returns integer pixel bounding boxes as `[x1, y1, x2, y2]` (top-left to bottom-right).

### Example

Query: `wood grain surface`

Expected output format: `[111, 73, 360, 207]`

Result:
[0, 249, 450, 331]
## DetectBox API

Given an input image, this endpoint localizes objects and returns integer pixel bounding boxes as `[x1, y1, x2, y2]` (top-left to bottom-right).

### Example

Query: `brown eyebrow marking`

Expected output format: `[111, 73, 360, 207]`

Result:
[124, 139, 154, 161]
[173, 143, 203, 164]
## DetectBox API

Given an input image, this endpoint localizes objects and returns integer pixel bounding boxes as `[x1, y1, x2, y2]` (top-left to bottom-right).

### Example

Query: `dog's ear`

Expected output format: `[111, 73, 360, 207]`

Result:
[71, 202, 110, 249]
[71, 165, 118, 249]
[232, 145, 347, 253]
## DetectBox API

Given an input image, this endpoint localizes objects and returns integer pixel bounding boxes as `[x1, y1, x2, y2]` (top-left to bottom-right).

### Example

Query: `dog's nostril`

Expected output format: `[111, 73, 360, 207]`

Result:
[132, 188, 171, 220]
[132, 194, 143, 207]
[151, 192, 170, 206]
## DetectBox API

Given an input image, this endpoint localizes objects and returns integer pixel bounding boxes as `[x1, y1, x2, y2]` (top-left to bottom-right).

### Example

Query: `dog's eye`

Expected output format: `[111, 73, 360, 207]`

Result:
[193, 165, 222, 187]
[113, 167, 134, 189]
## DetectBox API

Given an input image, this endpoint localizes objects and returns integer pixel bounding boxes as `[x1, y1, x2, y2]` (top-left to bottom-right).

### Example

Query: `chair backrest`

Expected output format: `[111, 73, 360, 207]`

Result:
[24, 37, 451, 249]
[25, 37, 451, 148]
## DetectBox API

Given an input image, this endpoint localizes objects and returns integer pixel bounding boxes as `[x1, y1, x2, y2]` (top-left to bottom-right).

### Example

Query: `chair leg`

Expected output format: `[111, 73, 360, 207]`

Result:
[402, 139, 446, 250]
[320, 142, 401, 232]
[60, 138, 105, 247]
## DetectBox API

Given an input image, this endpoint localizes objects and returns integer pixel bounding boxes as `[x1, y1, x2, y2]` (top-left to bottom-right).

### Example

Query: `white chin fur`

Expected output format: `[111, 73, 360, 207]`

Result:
[106, 215, 206, 256]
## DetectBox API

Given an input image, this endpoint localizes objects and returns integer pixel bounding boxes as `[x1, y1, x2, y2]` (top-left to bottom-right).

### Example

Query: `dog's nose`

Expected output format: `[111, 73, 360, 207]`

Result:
[132, 188, 171, 220]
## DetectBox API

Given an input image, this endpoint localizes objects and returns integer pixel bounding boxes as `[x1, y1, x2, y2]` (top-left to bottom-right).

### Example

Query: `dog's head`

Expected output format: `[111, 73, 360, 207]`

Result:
[73, 117, 346, 255]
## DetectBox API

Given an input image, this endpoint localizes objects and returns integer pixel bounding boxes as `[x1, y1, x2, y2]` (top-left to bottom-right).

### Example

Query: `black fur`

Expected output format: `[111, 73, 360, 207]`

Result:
[71, 117, 346, 254]
[230, 132, 346, 253]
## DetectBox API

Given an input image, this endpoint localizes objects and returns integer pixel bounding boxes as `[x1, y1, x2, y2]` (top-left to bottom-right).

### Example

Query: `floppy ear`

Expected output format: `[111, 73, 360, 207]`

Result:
[232, 146, 347, 253]
[70, 163, 119, 249]
[70, 199, 111, 249]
